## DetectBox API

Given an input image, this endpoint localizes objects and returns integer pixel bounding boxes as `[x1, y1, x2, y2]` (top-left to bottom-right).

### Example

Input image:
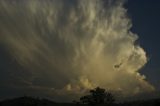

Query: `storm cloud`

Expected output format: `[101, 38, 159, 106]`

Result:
[0, 0, 154, 101]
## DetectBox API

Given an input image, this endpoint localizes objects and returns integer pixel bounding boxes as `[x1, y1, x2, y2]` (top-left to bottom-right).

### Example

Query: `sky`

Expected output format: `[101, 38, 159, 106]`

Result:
[126, 0, 160, 90]
[0, 0, 160, 102]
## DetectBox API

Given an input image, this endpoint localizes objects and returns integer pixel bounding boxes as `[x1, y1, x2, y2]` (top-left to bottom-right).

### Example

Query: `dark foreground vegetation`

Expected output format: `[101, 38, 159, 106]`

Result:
[0, 87, 160, 106]
[1, 97, 160, 106]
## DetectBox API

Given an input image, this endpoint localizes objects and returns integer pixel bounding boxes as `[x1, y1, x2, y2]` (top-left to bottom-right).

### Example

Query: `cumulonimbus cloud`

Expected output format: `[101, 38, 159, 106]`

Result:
[0, 0, 154, 101]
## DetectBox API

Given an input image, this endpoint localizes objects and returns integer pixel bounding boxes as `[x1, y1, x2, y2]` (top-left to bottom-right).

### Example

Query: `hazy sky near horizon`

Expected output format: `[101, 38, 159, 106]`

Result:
[0, 0, 160, 102]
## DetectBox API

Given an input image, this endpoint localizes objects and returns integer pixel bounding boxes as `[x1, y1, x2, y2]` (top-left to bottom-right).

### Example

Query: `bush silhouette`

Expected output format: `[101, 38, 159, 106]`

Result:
[80, 87, 115, 105]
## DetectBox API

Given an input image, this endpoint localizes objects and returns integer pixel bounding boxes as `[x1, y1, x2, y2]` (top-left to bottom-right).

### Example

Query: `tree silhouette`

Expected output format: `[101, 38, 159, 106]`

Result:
[80, 87, 115, 105]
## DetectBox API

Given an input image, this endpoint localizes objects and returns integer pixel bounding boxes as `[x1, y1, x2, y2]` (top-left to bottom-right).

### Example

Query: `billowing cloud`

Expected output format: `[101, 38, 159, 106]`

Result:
[0, 0, 154, 101]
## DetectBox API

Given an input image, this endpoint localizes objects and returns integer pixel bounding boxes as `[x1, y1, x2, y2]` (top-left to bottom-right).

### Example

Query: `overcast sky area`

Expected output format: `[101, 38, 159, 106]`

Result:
[0, 0, 160, 102]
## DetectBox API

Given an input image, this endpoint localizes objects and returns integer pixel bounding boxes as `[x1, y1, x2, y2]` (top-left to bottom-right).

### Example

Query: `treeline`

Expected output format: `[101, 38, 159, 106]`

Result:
[0, 87, 160, 106]
[1, 97, 160, 106]
[0, 96, 56, 106]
